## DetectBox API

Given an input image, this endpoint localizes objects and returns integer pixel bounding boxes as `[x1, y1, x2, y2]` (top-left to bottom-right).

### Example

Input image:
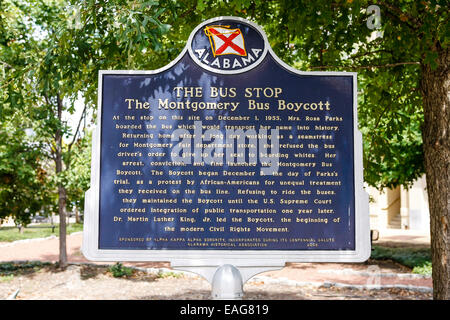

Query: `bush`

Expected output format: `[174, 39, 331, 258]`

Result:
[412, 261, 432, 276]
[108, 263, 134, 278]
[371, 245, 432, 276]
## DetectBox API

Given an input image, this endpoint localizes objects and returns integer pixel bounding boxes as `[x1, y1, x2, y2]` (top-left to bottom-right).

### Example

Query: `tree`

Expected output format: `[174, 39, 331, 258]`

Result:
[0, 119, 53, 229]
[187, 0, 449, 299]
[0, 0, 177, 268]
[0, 2, 54, 228]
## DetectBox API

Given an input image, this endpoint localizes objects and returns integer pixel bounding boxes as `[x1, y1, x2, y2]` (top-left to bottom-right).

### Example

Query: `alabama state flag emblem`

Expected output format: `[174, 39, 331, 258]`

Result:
[204, 25, 247, 57]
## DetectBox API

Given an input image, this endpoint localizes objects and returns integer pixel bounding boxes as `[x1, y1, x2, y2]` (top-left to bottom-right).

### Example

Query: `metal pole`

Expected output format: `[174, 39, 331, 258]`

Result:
[211, 264, 243, 300]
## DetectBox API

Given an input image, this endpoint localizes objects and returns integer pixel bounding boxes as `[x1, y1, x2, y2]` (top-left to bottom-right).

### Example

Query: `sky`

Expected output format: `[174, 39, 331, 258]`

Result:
[62, 95, 93, 142]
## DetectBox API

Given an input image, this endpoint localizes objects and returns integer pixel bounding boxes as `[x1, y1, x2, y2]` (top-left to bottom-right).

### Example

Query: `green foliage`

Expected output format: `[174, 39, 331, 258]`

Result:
[358, 66, 425, 188]
[108, 262, 134, 278]
[0, 274, 14, 282]
[371, 245, 432, 275]
[0, 119, 53, 225]
[412, 261, 432, 276]
[65, 130, 92, 213]
[157, 270, 183, 278]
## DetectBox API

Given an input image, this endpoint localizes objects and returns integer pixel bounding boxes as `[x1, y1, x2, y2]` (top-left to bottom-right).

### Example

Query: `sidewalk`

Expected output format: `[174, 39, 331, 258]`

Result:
[0, 229, 432, 291]
[373, 228, 431, 248]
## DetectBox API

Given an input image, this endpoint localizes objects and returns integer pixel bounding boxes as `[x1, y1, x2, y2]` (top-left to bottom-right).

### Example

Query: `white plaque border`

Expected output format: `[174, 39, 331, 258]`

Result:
[82, 16, 371, 265]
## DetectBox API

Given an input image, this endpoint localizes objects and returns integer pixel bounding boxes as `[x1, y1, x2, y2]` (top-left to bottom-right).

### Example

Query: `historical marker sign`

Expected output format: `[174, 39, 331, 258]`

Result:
[82, 17, 370, 264]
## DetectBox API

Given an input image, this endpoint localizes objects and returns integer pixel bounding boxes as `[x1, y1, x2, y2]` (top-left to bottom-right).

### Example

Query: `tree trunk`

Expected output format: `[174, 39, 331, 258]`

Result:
[56, 94, 68, 269]
[58, 184, 68, 268]
[420, 46, 450, 300]
[75, 206, 80, 224]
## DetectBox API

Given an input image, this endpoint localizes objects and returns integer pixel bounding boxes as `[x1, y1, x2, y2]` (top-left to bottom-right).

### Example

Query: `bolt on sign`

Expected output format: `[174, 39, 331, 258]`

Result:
[82, 17, 370, 268]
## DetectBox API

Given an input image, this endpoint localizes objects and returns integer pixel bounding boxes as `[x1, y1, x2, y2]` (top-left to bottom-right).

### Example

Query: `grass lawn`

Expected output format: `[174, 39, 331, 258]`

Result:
[371, 245, 432, 276]
[0, 223, 83, 242]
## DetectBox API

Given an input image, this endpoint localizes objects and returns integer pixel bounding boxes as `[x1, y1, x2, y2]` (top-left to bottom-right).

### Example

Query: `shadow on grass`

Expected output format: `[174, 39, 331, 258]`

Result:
[0, 261, 59, 279]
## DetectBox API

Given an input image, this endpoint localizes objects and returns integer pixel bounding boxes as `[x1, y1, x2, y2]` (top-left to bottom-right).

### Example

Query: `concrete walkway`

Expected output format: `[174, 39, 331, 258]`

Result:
[0, 229, 432, 291]
[374, 228, 431, 248]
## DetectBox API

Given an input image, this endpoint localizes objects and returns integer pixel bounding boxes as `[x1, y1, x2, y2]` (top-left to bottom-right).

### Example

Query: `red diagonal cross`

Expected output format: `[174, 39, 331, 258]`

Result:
[208, 28, 246, 56]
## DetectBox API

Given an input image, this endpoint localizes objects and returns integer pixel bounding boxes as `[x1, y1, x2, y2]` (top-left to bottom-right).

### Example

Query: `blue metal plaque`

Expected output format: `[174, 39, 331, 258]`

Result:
[83, 16, 370, 263]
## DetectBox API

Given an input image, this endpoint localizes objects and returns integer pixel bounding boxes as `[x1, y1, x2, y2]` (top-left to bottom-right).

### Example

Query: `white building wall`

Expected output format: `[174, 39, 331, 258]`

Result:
[367, 175, 430, 232]
[407, 176, 430, 232]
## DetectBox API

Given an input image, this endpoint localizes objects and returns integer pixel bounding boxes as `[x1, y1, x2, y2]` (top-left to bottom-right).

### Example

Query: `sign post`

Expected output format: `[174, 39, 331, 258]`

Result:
[82, 16, 370, 299]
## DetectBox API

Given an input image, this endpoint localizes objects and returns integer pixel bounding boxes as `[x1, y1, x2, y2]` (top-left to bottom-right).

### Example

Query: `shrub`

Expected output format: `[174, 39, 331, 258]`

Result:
[371, 245, 432, 276]
[108, 262, 133, 278]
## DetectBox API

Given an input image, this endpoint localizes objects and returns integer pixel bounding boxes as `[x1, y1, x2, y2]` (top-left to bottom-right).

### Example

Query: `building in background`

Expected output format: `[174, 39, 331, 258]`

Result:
[367, 175, 430, 233]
